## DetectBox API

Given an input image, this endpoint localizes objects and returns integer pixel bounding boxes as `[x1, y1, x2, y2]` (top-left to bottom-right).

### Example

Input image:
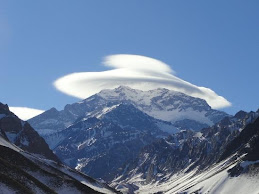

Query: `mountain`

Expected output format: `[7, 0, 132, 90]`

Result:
[35, 103, 176, 149]
[29, 86, 228, 137]
[0, 134, 119, 193]
[52, 104, 171, 181]
[96, 86, 228, 127]
[112, 110, 259, 193]
[0, 103, 58, 162]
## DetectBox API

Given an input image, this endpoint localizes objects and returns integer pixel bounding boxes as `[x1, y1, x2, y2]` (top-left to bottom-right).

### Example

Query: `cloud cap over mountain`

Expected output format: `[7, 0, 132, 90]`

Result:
[53, 54, 231, 109]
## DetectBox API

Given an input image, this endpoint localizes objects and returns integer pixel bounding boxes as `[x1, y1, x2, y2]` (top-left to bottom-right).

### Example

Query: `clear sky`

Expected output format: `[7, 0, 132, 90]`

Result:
[0, 0, 259, 116]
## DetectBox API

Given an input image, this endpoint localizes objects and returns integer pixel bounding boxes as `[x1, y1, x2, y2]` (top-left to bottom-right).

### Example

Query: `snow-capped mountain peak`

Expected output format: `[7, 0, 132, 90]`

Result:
[96, 86, 228, 128]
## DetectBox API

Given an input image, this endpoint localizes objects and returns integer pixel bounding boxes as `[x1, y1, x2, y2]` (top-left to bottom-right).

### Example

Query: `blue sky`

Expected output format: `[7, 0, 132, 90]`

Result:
[0, 0, 259, 116]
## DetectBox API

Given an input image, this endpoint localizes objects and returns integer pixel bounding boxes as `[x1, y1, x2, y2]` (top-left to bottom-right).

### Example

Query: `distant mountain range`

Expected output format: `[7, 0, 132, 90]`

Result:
[6, 85, 257, 193]
[28, 86, 228, 181]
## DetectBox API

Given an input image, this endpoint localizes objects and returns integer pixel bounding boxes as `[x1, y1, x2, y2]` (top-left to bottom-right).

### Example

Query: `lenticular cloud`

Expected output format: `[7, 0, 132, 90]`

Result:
[53, 54, 231, 109]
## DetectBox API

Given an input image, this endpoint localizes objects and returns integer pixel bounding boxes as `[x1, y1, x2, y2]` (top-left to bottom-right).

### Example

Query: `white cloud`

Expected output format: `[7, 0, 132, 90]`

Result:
[53, 54, 231, 109]
[9, 107, 44, 120]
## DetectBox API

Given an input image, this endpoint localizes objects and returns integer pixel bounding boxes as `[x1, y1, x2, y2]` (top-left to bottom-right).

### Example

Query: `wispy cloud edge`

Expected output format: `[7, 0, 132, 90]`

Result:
[53, 54, 231, 109]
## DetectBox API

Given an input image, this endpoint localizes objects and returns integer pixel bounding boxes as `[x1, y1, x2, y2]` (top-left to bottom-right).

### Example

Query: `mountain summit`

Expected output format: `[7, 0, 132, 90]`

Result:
[96, 86, 228, 126]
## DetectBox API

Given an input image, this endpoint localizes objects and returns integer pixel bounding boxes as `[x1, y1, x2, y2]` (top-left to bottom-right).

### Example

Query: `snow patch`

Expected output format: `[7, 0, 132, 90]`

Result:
[77, 138, 97, 150]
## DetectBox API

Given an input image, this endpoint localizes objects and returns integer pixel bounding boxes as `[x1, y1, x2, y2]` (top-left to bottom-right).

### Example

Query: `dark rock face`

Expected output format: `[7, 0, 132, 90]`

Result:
[0, 103, 10, 115]
[0, 141, 118, 193]
[220, 116, 259, 162]
[0, 103, 59, 162]
[219, 115, 259, 179]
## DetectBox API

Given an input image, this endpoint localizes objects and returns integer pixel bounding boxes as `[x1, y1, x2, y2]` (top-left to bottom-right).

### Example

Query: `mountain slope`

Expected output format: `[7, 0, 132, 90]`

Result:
[0, 102, 119, 193]
[172, 114, 259, 194]
[125, 155, 259, 194]
[112, 109, 259, 193]
[0, 103, 59, 162]
[0, 135, 119, 194]
[53, 104, 171, 181]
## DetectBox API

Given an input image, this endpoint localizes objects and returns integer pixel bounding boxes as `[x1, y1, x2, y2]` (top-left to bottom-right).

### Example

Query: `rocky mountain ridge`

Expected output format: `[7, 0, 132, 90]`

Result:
[29, 86, 228, 137]
[112, 109, 259, 193]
